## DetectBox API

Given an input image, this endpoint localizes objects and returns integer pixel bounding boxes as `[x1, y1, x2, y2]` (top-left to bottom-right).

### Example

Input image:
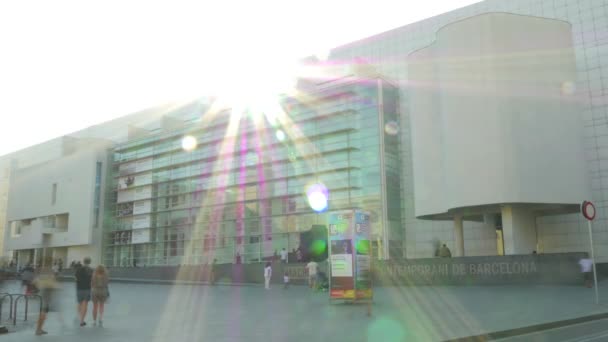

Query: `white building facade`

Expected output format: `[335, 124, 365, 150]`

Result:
[409, 13, 588, 255]
[329, 0, 608, 260]
[4, 138, 110, 267]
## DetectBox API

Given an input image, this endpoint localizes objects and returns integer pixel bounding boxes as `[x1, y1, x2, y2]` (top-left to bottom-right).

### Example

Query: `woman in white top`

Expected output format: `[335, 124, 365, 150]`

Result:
[264, 262, 272, 289]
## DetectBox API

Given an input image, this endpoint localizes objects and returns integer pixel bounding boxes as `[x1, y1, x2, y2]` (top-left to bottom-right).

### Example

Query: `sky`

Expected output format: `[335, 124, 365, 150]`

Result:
[0, 0, 481, 157]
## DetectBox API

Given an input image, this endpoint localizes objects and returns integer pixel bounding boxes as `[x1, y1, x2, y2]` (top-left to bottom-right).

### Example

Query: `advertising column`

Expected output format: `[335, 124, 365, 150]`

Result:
[328, 211, 355, 299]
[354, 211, 372, 299]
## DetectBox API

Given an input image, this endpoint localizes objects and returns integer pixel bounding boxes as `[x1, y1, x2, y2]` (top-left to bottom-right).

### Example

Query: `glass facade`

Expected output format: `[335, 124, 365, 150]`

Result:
[103, 77, 401, 266]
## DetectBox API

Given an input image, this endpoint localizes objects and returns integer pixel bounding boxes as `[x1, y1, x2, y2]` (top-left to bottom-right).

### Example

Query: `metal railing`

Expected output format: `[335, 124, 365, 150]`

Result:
[0, 293, 13, 322]
[13, 294, 42, 325]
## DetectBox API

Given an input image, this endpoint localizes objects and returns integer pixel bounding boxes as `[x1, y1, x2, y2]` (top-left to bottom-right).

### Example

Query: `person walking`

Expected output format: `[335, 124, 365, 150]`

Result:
[33, 258, 60, 336]
[75, 257, 93, 327]
[264, 262, 272, 290]
[579, 257, 593, 288]
[283, 271, 290, 289]
[210, 259, 217, 285]
[91, 265, 109, 327]
[21, 263, 36, 295]
[305, 260, 318, 289]
[280, 248, 288, 264]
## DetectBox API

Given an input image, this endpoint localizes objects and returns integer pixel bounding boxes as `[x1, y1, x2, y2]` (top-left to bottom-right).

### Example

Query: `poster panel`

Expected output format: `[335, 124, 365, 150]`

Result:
[328, 211, 355, 299]
[132, 214, 151, 229]
[354, 211, 373, 299]
[133, 200, 151, 215]
[132, 229, 150, 244]
[135, 185, 152, 201]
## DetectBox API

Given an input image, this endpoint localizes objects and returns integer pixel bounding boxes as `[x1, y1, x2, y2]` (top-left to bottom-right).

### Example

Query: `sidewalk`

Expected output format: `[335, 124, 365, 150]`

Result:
[1, 279, 607, 341]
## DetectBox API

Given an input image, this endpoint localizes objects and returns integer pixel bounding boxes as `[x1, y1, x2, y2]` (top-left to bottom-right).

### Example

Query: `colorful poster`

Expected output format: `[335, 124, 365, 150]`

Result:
[328, 211, 355, 299]
[354, 211, 373, 299]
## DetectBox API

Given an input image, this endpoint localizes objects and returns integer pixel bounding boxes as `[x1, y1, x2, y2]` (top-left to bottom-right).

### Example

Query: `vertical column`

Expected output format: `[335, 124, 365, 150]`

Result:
[502, 205, 516, 255]
[454, 214, 464, 256]
[501, 205, 537, 255]
[33, 249, 38, 268]
[484, 213, 500, 255]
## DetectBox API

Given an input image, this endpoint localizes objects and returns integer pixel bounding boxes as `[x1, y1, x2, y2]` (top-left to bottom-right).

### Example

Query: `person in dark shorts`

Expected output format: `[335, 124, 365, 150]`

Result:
[75, 257, 93, 326]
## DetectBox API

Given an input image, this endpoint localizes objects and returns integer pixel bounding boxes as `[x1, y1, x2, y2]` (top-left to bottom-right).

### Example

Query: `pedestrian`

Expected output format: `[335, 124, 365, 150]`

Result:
[91, 265, 109, 327]
[235, 252, 242, 264]
[283, 271, 289, 289]
[33, 258, 60, 336]
[439, 244, 452, 258]
[75, 257, 93, 327]
[305, 259, 318, 289]
[280, 248, 288, 264]
[264, 262, 272, 290]
[21, 263, 36, 295]
[579, 257, 593, 288]
[210, 258, 217, 285]
[52, 262, 59, 276]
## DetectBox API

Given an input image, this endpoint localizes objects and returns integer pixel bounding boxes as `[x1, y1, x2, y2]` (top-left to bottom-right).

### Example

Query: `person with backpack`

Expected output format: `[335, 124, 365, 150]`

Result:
[75, 257, 93, 327]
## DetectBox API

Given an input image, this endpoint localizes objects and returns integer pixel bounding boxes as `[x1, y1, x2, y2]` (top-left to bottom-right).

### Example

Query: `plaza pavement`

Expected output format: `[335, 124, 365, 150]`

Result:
[1, 279, 608, 341]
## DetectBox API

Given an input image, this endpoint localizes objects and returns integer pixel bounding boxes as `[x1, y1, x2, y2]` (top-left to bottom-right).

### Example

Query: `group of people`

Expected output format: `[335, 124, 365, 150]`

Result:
[261, 258, 328, 291]
[74, 257, 110, 329]
[20, 256, 110, 335]
[262, 261, 292, 290]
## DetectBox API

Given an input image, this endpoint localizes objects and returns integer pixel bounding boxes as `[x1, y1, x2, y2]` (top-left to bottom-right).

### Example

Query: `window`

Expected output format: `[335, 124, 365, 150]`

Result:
[51, 183, 57, 205]
[10, 221, 21, 237]
[93, 162, 102, 228]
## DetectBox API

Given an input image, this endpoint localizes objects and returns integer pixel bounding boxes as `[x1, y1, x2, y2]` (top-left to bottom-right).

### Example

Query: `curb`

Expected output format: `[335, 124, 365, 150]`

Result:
[107, 278, 260, 287]
[443, 312, 608, 342]
[56, 276, 261, 287]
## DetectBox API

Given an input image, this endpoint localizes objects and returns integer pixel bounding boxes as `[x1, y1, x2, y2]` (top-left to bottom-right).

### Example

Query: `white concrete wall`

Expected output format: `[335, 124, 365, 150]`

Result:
[4, 141, 108, 260]
[501, 205, 538, 254]
[328, 1, 608, 260]
[537, 213, 588, 256]
[409, 13, 588, 218]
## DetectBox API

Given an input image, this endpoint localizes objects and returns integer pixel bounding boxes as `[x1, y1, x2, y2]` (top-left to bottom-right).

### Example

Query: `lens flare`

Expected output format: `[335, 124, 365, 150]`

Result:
[246, 151, 258, 166]
[355, 240, 371, 255]
[368, 318, 407, 342]
[561, 81, 576, 95]
[181, 135, 197, 151]
[384, 121, 399, 135]
[311, 239, 327, 256]
[276, 130, 286, 142]
[306, 183, 329, 212]
[287, 148, 297, 162]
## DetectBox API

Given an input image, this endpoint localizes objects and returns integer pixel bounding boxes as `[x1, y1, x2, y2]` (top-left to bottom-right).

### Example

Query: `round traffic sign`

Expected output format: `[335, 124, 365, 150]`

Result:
[582, 201, 596, 221]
